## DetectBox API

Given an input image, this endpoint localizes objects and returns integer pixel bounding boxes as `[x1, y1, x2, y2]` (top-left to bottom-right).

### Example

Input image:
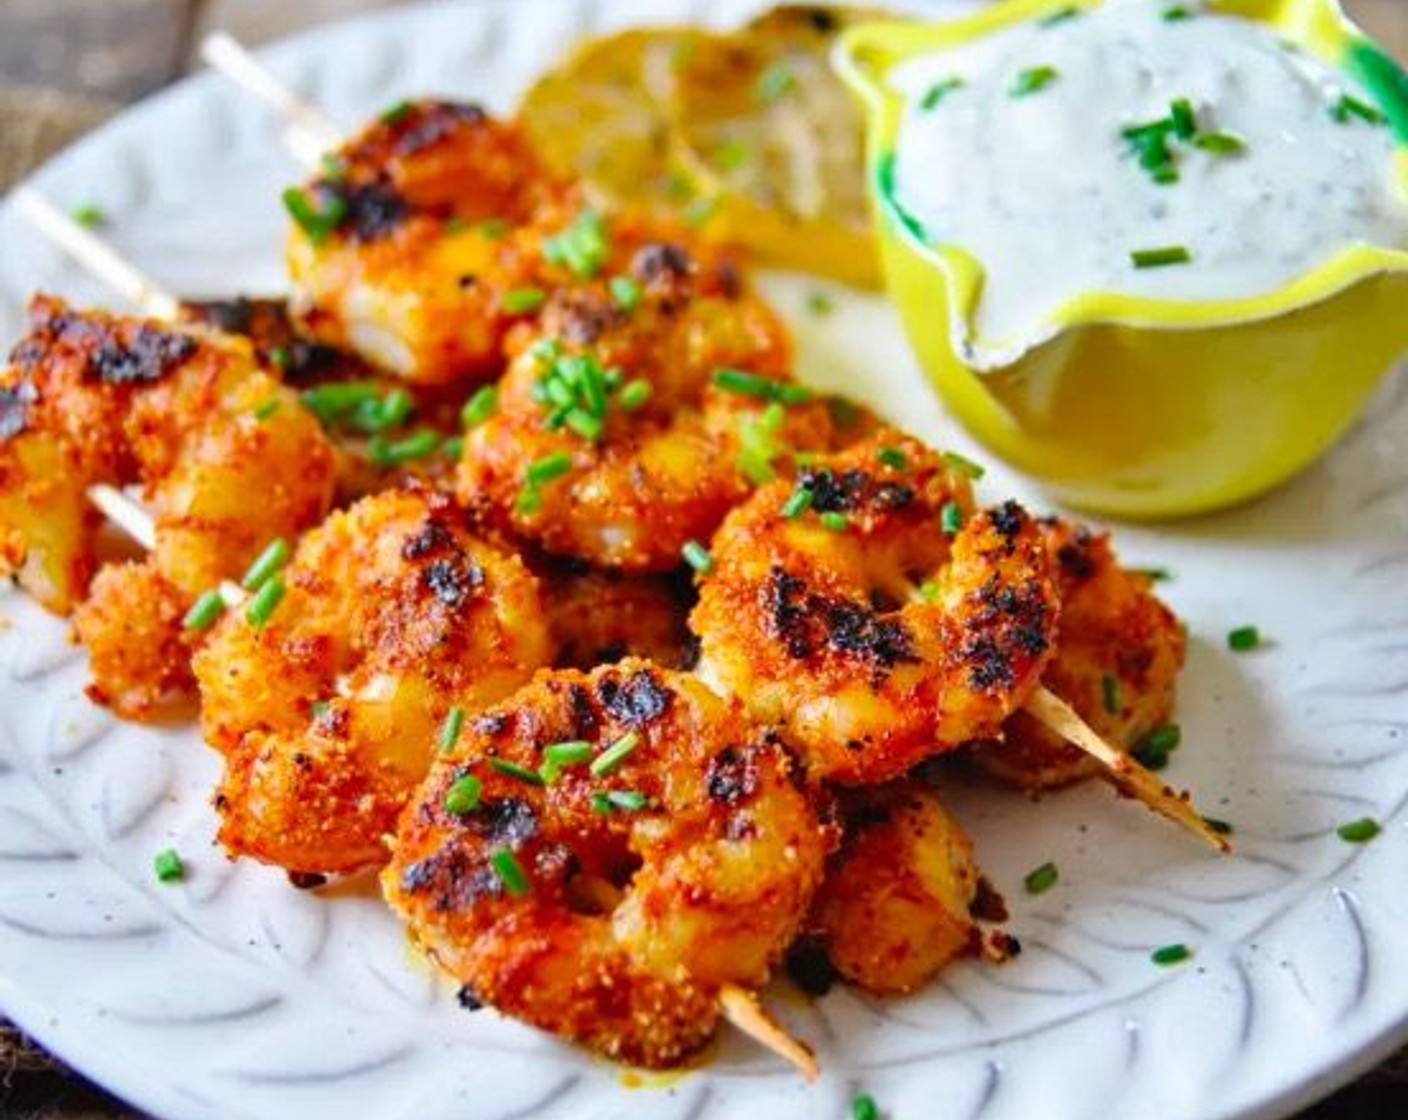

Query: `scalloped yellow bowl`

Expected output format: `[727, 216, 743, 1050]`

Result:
[836, 0, 1408, 518]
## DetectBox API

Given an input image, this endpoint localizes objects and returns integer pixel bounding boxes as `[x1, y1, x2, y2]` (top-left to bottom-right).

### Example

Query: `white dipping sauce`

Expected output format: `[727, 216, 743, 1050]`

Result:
[888, 0, 1408, 361]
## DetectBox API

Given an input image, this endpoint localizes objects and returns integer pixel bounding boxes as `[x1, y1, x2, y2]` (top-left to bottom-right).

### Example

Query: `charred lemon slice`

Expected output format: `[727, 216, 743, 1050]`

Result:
[670, 5, 899, 288]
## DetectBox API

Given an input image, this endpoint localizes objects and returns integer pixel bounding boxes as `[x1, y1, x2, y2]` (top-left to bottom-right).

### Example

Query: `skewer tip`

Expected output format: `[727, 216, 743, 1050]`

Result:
[718, 983, 818, 1081]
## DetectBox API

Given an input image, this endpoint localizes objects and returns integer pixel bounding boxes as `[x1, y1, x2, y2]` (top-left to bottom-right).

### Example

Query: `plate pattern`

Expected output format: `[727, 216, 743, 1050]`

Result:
[0, 3, 1406, 1119]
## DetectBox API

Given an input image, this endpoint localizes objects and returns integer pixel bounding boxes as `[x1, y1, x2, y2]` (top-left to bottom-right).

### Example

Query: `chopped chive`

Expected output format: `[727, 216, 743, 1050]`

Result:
[819, 511, 849, 532]
[320, 153, 347, 180]
[252, 396, 281, 421]
[540, 740, 594, 782]
[1330, 93, 1386, 125]
[610, 275, 642, 311]
[71, 203, 106, 229]
[755, 63, 796, 104]
[282, 186, 348, 246]
[439, 707, 465, 752]
[489, 847, 530, 897]
[379, 98, 414, 124]
[503, 287, 546, 314]
[310, 700, 331, 719]
[267, 345, 289, 370]
[1151, 943, 1191, 966]
[682, 540, 714, 574]
[852, 1093, 880, 1120]
[565, 408, 604, 442]
[1170, 98, 1197, 140]
[592, 789, 650, 813]
[940, 500, 965, 536]
[806, 290, 835, 316]
[682, 195, 719, 227]
[245, 574, 286, 629]
[441, 435, 464, 460]
[617, 378, 652, 412]
[1227, 625, 1261, 652]
[714, 139, 752, 171]
[241, 538, 290, 591]
[526, 452, 573, 486]
[712, 367, 812, 405]
[1038, 5, 1081, 27]
[541, 209, 610, 279]
[920, 77, 965, 110]
[370, 428, 441, 468]
[183, 589, 226, 631]
[918, 579, 942, 603]
[300, 380, 381, 423]
[1023, 861, 1060, 894]
[780, 485, 814, 519]
[1204, 817, 1234, 836]
[877, 447, 907, 470]
[1194, 131, 1245, 154]
[515, 485, 542, 516]
[590, 731, 642, 778]
[443, 773, 482, 815]
[1161, 5, 1193, 20]
[1010, 65, 1059, 97]
[461, 385, 498, 429]
[1132, 723, 1181, 770]
[1130, 245, 1192, 269]
[153, 848, 185, 883]
[478, 218, 510, 240]
[826, 396, 862, 428]
[942, 450, 986, 479]
[357, 387, 412, 433]
[1132, 566, 1172, 581]
[489, 758, 546, 786]
[1336, 817, 1380, 844]
[1101, 672, 1123, 715]
[1151, 164, 1180, 185]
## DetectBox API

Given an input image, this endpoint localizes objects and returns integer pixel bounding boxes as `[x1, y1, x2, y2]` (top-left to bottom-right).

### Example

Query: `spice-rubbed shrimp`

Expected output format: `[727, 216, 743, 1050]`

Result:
[458, 237, 832, 571]
[0, 296, 337, 716]
[976, 519, 1186, 790]
[284, 100, 565, 384]
[383, 660, 828, 1068]
[539, 560, 696, 670]
[192, 487, 551, 873]
[692, 433, 1060, 785]
[807, 778, 980, 995]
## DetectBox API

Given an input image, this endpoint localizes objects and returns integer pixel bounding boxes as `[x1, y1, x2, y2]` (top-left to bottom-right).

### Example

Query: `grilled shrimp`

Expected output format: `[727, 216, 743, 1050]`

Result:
[0, 296, 337, 716]
[692, 433, 1060, 785]
[284, 100, 564, 384]
[808, 779, 980, 995]
[976, 519, 1186, 789]
[458, 237, 832, 571]
[192, 487, 551, 873]
[383, 660, 829, 1068]
[540, 560, 696, 670]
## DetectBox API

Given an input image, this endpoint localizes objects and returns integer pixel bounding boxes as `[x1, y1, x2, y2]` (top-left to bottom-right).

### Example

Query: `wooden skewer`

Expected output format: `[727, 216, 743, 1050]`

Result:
[717, 984, 818, 1080]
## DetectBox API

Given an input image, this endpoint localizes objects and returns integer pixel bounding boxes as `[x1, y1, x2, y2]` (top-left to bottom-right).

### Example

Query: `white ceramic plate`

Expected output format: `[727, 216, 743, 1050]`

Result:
[1, 2, 1406, 1119]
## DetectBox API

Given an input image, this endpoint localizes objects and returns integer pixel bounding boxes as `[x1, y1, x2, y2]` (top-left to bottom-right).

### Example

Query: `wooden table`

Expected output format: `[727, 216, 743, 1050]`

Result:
[1, 2, 1405, 1118]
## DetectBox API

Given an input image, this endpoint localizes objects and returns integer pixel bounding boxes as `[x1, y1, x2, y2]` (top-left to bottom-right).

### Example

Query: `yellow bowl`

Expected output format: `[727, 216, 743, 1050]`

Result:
[835, 0, 1408, 518]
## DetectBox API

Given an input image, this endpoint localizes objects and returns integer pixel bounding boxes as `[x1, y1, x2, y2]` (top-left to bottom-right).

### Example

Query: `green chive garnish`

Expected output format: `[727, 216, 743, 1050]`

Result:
[489, 847, 530, 897]
[852, 1093, 880, 1120]
[1131, 723, 1181, 770]
[515, 486, 543, 516]
[940, 500, 964, 536]
[1101, 672, 1123, 715]
[1330, 93, 1386, 125]
[592, 789, 650, 813]
[942, 450, 986, 479]
[439, 707, 464, 753]
[369, 428, 440, 468]
[252, 396, 281, 421]
[441, 435, 464, 461]
[282, 186, 348, 246]
[541, 209, 610, 279]
[300, 380, 381, 424]
[183, 589, 226, 632]
[526, 452, 573, 487]
[1131, 245, 1192, 268]
[1010, 66, 1059, 97]
[70, 203, 106, 229]
[153, 848, 185, 883]
[877, 447, 907, 470]
[1336, 817, 1381, 844]
[1204, 817, 1234, 836]
[268, 345, 290, 370]
[503, 288, 547, 314]
[806, 290, 835, 316]
[819, 511, 849, 532]
[920, 77, 965, 110]
[1133, 567, 1172, 581]
[1227, 625, 1261, 652]
[1038, 6, 1081, 28]
[379, 99, 414, 124]
[682, 196, 719, 228]
[712, 367, 812, 405]
[565, 409, 604, 442]
[781, 485, 814, 519]
[443, 774, 482, 816]
[245, 575, 286, 629]
[682, 540, 714, 574]
[616, 379, 652, 412]
[489, 758, 546, 786]
[241, 538, 290, 591]
[610, 275, 642, 311]
[590, 731, 642, 778]
[478, 218, 509, 240]
[461, 385, 498, 429]
[1151, 943, 1191, 966]
[918, 579, 942, 603]
[1162, 5, 1193, 20]
[1194, 131, 1245, 154]
[715, 139, 752, 171]
[756, 63, 796, 104]
[1024, 861, 1059, 894]
[1170, 98, 1197, 140]
[540, 740, 594, 782]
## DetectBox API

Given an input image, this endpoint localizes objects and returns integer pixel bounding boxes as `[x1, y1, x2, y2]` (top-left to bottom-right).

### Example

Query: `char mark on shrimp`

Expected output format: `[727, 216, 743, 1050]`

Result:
[387, 100, 489, 156]
[962, 576, 1052, 690]
[0, 380, 37, 442]
[765, 566, 917, 671]
[596, 668, 672, 728]
[706, 745, 760, 805]
[797, 467, 914, 515]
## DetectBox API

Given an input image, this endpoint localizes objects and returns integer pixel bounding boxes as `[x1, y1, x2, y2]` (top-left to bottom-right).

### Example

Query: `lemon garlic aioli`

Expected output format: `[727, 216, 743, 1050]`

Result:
[886, 0, 1408, 359]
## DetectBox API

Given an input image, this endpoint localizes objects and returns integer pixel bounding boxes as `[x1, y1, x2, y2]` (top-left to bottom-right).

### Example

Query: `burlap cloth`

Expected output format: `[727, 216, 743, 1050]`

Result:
[1, 80, 1406, 1120]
